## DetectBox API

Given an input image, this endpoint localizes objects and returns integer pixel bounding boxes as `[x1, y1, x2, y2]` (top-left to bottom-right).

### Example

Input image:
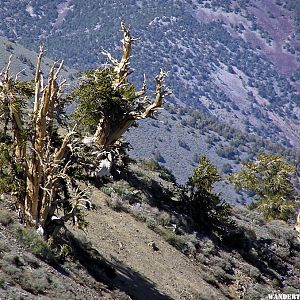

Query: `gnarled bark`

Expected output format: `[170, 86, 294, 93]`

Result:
[96, 22, 171, 148]
[0, 22, 171, 234]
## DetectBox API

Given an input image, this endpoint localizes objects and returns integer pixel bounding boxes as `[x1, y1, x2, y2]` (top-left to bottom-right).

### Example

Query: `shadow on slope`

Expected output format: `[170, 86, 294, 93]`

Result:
[96, 161, 300, 296]
[115, 161, 183, 212]
[65, 230, 172, 300]
[220, 209, 300, 286]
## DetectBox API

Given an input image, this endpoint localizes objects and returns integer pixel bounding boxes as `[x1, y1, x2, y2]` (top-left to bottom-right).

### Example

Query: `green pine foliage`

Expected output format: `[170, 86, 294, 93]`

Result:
[0, 141, 16, 194]
[187, 156, 234, 233]
[230, 153, 298, 221]
[71, 67, 136, 135]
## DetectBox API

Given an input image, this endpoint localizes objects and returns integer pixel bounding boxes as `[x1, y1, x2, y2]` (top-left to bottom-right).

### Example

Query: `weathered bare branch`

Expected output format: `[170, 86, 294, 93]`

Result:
[2, 24, 170, 235]
[3, 55, 12, 82]
[135, 74, 147, 98]
[140, 69, 171, 119]
[26, 54, 66, 225]
[54, 60, 64, 78]
[94, 25, 171, 148]
[33, 45, 44, 118]
[102, 50, 119, 66]
[113, 21, 134, 87]
[54, 128, 77, 162]
[14, 68, 26, 81]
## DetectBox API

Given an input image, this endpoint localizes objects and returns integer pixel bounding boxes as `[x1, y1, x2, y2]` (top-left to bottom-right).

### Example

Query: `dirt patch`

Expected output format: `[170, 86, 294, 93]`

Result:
[79, 189, 227, 300]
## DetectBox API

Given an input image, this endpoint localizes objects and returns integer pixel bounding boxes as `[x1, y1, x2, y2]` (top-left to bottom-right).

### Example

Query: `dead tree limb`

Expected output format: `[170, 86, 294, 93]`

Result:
[93, 22, 171, 148]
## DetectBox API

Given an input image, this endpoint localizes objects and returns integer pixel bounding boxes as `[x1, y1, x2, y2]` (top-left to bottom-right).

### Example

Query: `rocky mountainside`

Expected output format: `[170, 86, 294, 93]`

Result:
[0, 161, 299, 299]
[0, 36, 299, 194]
[0, 36, 76, 81]
[0, 2, 300, 300]
[1, 1, 300, 193]
[0, 0, 300, 150]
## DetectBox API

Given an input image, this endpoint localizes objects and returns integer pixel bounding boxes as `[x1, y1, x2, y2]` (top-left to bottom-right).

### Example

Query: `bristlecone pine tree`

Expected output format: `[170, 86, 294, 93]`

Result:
[187, 156, 234, 233]
[0, 22, 170, 236]
[230, 153, 299, 221]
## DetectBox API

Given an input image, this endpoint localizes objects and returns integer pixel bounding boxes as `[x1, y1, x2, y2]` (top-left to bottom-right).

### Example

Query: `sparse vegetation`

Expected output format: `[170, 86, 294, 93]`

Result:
[0, 3, 299, 299]
[162, 229, 186, 250]
[0, 210, 14, 227]
[15, 227, 54, 262]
